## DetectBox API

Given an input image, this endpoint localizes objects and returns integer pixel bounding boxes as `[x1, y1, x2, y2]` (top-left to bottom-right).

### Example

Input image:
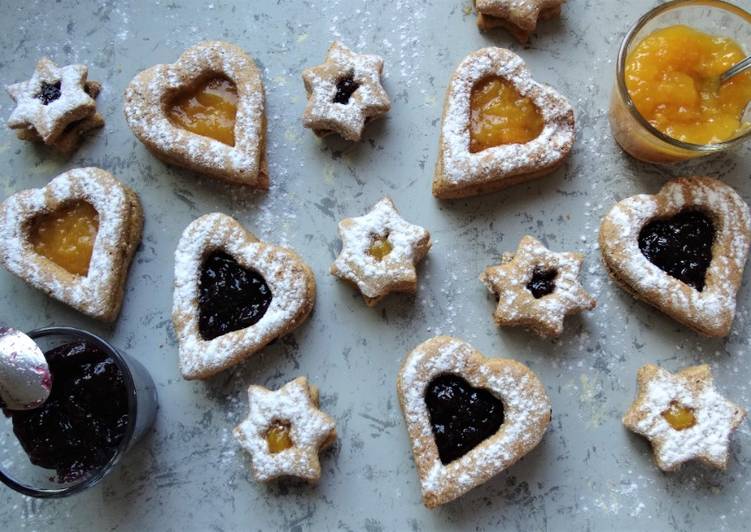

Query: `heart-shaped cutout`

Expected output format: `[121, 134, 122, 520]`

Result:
[599, 177, 751, 337]
[172, 213, 316, 380]
[124, 41, 267, 187]
[0, 168, 143, 322]
[397, 336, 551, 508]
[433, 47, 574, 199]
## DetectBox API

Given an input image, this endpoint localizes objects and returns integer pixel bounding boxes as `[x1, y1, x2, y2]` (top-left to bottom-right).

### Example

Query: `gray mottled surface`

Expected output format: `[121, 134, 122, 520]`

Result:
[0, 0, 750, 530]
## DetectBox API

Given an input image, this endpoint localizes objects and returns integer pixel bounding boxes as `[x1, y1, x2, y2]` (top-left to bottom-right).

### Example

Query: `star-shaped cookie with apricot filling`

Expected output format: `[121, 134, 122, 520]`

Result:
[302, 41, 390, 141]
[475, 0, 565, 42]
[623, 364, 746, 472]
[480, 235, 595, 337]
[233, 377, 337, 482]
[331, 197, 431, 306]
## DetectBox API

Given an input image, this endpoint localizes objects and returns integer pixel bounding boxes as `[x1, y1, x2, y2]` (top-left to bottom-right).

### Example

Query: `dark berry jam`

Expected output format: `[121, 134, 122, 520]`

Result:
[9, 341, 129, 483]
[333, 74, 360, 104]
[638, 210, 715, 291]
[198, 251, 273, 341]
[35, 81, 62, 105]
[425, 374, 504, 465]
[526, 267, 557, 298]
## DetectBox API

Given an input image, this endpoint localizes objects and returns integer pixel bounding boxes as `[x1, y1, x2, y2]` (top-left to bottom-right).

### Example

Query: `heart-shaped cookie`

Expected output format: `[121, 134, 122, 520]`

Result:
[397, 336, 551, 508]
[0, 167, 143, 322]
[599, 176, 751, 337]
[433, 47, 574, 199]
[172, 213, 316, 380]
[124, 41, 267, 187]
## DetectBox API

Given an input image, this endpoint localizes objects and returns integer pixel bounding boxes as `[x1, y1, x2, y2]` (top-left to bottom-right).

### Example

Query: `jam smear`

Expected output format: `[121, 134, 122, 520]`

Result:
[333, 74, 360, 105]
[638, 210, 715, 291]
[36, 81, 62, 105]
[526, 267, 557, 298]
[265, 421, 293, 453]
[9, 341, 129, 483]
[198, 251, 273, 341]
[425, 374, 504, 464]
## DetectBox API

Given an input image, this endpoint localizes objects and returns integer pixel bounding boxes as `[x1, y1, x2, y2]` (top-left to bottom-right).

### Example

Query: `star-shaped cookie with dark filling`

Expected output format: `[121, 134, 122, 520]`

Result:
[233, 377, 336, 482]
[6, 58, 102, 149]
[623, 364, 746, 472]
[475, 0, 565, 42]
[302, 41, 390, 141]
[331, 197, 431, 306]
[480, 235, 595, 337]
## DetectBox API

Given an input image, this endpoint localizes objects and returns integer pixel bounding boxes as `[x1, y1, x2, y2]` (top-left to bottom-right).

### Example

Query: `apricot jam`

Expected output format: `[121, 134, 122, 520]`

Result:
[265, 421, 293, 453]
[661, 401, 696, 431]
[30, 201, 99, 276]
[469, 77, 544, 153]
[625, 25, 751, 144]
[368, 236, 393, 261]
[169, 77, 238, 146]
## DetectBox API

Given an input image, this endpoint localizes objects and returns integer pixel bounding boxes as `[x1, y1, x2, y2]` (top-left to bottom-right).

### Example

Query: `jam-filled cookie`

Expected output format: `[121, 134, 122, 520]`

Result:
[172, 213, 316, 380]
[397, 336, 551, 508]
[302, 41, 390, 141]
[330, 197, 431, 306]
[234, 376, 336, 482]
[0, 168, 143, 322]
[599, 177, 751, 337]
[124, 41, 267, 187]
[6, 58, 104, 153]
[475, 0, 565, 42]
[480, 235, 595, 337]
[433, 48, 574, 199]
[623, 364, 746, 472]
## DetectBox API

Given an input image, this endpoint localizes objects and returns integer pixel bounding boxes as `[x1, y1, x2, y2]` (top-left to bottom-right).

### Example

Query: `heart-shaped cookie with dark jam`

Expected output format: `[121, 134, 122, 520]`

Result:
[124, 41, 267, 187]
[397, 336, 551, 508]
[599, 177, 751, 337]
[172, 213, 316, 380]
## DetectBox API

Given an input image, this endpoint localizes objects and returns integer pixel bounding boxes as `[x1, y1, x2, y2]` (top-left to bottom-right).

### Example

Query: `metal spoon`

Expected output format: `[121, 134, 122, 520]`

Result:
[0, 328, 51, 411]
[720, 56, 751, 84]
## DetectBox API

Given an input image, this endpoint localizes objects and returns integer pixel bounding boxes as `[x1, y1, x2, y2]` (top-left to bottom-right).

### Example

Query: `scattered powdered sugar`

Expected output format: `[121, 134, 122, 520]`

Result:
[302, 41, 390, 141]
[233, 376, 336, 481]
[172, 213, 315, 380]
[437, 47, 575, 187]
[398, 336, 551, 505]
[331, 197, 431, 300]
[599, 177, 751, 336]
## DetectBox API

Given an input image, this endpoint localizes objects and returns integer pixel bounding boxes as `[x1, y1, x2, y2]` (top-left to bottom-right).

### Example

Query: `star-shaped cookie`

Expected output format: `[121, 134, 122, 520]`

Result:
[480, 235, 595, 337]
[623, 364, 746, 472]
[233, 377, 337, 482]
[302, 41, 390, 141]
[475, 0, 565, 42]
[6, 58, 100, 145]
[331, 197, 431, 306]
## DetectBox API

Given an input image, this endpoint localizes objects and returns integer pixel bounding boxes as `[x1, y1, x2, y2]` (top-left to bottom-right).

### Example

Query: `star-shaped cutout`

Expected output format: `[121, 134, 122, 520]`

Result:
[6, 58, 97, 144]
[475, 0, 565, 42]
[331, 197, 431, 306]
[302, 41, 390, 141]
[480, 235, 595, 337]
[623, 364, 746, 472]
[233, 377, 336, 482]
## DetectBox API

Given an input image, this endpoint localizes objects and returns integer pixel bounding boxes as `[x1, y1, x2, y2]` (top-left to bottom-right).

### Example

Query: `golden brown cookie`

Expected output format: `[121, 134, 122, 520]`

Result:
[433, 48, 574, 199]
[330, 197, 431, 306]
[480, 235, 595, 337]
[475, 0, 565, 42]
[397, 336, 551, 508]
[599, 177, 751, 337]
[172, 213, 316, 380]
[623, 364, 746, 472]
[0, 168, 142, 322]
[234, 376, 337, 482]
[124, 41, 268, 187]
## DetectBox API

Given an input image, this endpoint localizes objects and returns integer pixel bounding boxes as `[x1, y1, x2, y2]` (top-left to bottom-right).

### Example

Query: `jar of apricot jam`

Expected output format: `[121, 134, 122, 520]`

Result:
[609, 0, 751, 163]
[0, 327, 157, 498]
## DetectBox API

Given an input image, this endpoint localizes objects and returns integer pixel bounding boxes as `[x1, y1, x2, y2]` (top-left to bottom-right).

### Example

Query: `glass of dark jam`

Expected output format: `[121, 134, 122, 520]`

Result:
[0, 327, 157, 498]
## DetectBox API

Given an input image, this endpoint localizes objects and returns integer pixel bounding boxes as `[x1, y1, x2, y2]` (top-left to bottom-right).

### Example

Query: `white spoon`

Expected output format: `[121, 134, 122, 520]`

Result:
[0, 328, 51, 411]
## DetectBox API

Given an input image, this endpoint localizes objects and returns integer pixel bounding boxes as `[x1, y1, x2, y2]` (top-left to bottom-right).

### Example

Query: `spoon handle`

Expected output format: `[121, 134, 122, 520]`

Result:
[720, 56, 751, 84]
